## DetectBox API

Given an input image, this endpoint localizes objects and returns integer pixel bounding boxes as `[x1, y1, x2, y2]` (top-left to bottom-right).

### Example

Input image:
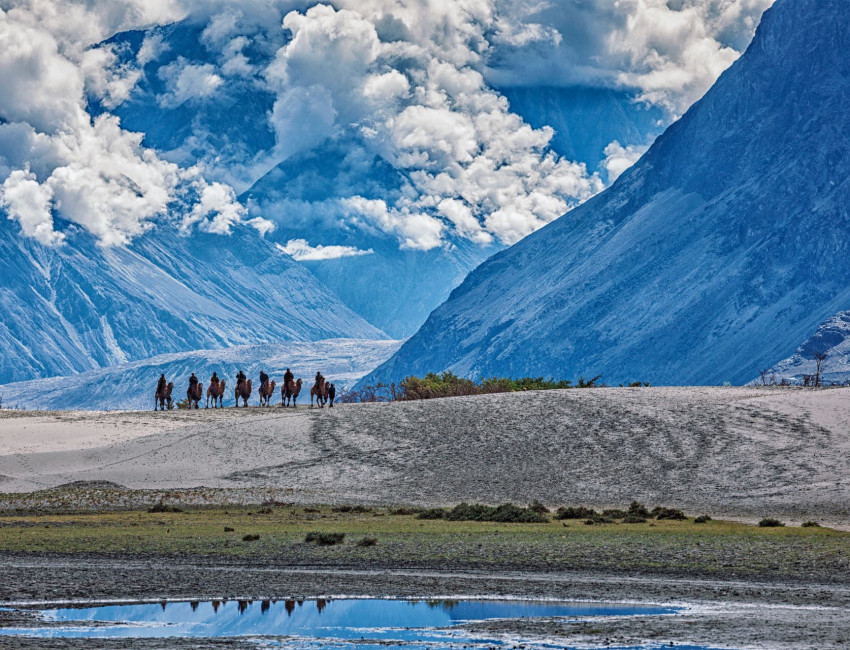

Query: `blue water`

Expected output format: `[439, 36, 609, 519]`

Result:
[0, 598, 718, 649]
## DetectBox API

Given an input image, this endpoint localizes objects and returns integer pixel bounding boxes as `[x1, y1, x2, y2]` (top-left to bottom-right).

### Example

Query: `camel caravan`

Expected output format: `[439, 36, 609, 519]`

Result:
[154, 369, 335, 411]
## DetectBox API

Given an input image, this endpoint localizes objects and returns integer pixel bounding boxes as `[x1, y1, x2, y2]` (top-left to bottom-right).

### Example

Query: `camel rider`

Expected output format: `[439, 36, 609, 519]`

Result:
[210, 372, 219, 385]
[259, 370, 269, 392]
[156, 374, 167, 395]
[236, 370, 246, 386]
[284, 368, 294, 386]
[189, 373, 198, 388]
[315, 371, 324, 386]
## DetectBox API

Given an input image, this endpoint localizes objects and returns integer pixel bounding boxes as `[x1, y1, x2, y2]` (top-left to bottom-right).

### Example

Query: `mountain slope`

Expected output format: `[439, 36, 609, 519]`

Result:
[0, 217, 385, 385]
[754, 311, 850, 385]
[361, 0, 850, 387]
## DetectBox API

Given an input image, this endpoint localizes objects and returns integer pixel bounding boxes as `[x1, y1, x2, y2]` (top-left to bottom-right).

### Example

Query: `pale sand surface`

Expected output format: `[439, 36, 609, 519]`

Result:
[1, 387, 848, 524]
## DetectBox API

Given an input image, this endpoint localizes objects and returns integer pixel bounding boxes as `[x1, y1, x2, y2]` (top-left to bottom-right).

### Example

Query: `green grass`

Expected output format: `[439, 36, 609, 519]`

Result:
[0, 506, 846, 582]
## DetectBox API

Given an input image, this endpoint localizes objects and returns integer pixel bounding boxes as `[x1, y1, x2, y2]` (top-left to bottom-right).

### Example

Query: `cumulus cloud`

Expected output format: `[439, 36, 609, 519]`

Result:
[158, 58, 224, 107]
[602, 140, 650, 184]
[0, 1, 262, 247]
[278, 239, 373, 261]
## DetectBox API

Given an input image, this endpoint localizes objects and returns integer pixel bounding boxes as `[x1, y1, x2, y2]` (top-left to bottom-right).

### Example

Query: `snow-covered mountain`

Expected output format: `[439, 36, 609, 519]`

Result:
[753, 311, 850, 385]
[104, 22, 665, 338]
[0, 215, 385, 386]
[361, 0, 850, 388]
[0, 338, 402, 411]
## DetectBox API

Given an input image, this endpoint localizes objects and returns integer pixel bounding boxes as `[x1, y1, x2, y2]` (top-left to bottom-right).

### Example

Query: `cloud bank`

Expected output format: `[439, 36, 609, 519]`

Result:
[0, 0, 774, 251]
[0, 0, 265, 247]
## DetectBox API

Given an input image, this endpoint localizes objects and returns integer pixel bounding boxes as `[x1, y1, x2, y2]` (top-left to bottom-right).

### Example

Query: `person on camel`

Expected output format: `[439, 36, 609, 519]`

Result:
[156, 373, 167, 395]
[315, 371, 324, 387]
[283, 368, 294, 387]
[259, 370, 269, 393]
[236, 369, 246, 386]
[189, 373, 198, 389]
[210, 371, 219, 385]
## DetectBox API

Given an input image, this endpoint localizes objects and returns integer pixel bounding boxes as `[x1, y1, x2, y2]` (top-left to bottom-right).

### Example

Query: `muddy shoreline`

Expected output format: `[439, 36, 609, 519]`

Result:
[1, 553, 849, 649]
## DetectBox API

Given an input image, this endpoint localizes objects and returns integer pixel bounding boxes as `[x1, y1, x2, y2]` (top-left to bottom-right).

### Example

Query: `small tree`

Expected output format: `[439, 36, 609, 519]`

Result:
[813, 351, 828, 388]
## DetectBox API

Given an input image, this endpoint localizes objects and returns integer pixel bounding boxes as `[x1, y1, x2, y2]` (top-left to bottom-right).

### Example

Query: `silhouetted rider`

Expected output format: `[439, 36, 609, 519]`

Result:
[189, 373, 198, 388]
[283, 368, 294, 386]
[236, 370, 246, 385]
[259, 370, 269, 391]
[156, 374, 167, 394]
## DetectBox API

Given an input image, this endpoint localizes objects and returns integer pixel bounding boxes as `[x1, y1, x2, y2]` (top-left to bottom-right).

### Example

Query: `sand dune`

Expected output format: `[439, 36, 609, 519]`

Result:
[1, 387, 848, 526]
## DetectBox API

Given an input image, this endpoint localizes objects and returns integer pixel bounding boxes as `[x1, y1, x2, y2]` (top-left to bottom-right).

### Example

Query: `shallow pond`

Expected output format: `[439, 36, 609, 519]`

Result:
[0, 598, 720, 648]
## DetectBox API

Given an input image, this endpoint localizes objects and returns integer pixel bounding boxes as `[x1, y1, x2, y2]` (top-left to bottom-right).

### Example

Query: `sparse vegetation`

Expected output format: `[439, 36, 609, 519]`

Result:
[652, 506, 687, 521]
[694, 515, 712, 524]
[555, 506, 597, 520]
[444, 502, 548, 523]
[341, 372, 619, 402]
[801, 521, 821, 528]
[304, 532, 346, 545]
[356, 536, 378, 547]
[242, 534, 260, 542]
[759, 518, 785, 528]
[529, 500, 549, 514]
[147, 502, 182, 513]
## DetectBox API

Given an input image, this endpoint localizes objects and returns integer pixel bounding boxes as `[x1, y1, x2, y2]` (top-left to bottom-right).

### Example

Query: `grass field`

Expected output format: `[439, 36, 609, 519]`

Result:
[1, 505, 847, 582]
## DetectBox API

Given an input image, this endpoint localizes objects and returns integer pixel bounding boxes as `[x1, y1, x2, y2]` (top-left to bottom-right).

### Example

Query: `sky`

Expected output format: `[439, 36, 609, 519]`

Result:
[0, 0, 774, 253]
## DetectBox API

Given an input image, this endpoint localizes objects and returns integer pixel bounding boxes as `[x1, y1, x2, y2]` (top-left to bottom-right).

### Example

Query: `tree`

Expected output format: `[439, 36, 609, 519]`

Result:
[813, 351, 828, 388]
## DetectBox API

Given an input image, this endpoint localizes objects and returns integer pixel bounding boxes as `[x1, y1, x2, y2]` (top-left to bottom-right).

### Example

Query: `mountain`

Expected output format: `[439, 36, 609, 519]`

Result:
[753, 311, 850, 385]
[0, 216, 385, 385]
[360, 0, 850, 388]
[0, 339, 401, 411]
[104, 23, 666, 338]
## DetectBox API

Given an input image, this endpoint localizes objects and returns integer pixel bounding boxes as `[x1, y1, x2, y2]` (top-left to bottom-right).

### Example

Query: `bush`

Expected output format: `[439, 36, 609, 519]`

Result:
[628, 501, 651, 518]
[148, 502, 182, 513]
[652, 506, 687, 521]
[332, 505, 371, 514]
[224, 526, 235, 532]
[602, 509, 628, 519]
[621, 515, 647, 524]
[758, 518, 785, 528]
[242, 534, 260, 542]
[694, 515, 712, 524]
[390, 507, 424, 516]
[416, 508, 446, 520]
[529, 500, 549, 514]
[356, 537, 378, 547]
[305, 532, 346, 545]
[555, 506, 597, 520]
[442, 502, 548, 523]
[801, 521, 821, 528]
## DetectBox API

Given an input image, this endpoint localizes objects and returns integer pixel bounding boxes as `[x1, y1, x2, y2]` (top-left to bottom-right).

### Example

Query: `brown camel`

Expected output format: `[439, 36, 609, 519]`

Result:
[310, 378, 329, 408]
[187, 381, 203, 409]
[258, 379, 277, 407]
[235, 378, 253, 407]
[154, 382, 173, 411]
[281, 378, 302, 408]
[206, 379, 226, 408]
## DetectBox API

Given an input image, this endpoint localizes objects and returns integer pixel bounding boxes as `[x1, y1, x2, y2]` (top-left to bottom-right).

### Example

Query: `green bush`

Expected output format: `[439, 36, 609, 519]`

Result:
[694, 515, 712, 524]
[555, 506, 597, 520]
[628, 501, 651, 518]
[801, 521, 821, 528]
[242, 534, 260, 542]
[147, 502, 182, 513]
[444, 502, 548, 523]
[528, 500, 549, 514]
[602, 509, 627, 519]
[332, 505, 371, 514]
[305, 532, 346, 545]
[758, 518, 785, 528]
[416, 508, 446, 520]
[356, 537, 378, 547]
[652, 506, 687, 521]
[621, 515, 647, 524]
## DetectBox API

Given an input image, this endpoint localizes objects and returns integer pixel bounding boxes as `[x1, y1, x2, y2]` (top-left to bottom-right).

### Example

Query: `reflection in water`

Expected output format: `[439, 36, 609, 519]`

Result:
[0, 598, 692, 647]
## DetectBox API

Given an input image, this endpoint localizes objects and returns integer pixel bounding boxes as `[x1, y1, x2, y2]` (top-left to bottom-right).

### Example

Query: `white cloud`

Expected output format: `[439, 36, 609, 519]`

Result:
[602, 140, 650, 184]
[0, 1, 256, 248]
[278, 239, 373, 261]
[158, 58, 224, 108]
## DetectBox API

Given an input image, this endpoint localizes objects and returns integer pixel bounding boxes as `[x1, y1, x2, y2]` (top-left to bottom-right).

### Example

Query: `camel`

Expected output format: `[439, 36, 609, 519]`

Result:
[311, 378, 329, 408]
[206, 379, 226, 408]
[258, 379, 277, 407]
[234, 378, 253, 407]
[154, 382, 173, 411]
[281, 378, 302, 408]
[187, 381, 203, 409]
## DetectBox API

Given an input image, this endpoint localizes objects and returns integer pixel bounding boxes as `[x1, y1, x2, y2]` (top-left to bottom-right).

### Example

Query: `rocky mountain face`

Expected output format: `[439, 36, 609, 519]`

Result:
[361, 0, 850, 387]
[0, 216, 385, 385]
[754, 311, 850, 385]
